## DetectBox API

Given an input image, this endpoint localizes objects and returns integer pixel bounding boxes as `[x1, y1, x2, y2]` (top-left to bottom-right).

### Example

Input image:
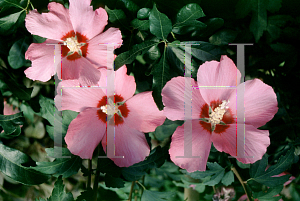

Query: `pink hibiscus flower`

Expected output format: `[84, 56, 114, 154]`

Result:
[56, 66, 165, 167]
[25, 0, 122, 85]
[162, 55, 278, 172]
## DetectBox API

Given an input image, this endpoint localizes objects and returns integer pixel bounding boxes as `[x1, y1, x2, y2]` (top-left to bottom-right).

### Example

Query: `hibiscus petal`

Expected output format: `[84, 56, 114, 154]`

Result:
[65, 107, 106, 159]
[169, 120, 212, 172]
[197, 55, 241, 104]
[86, 28, 122, 67]
[60, 57, 100, 86]
[211, 124, 270, 163]
[101, 123, 150, 167]
[56, 80, 105, 112]
[97, 66, 135, 100]
[24, 40, 58, 82]
[69, 0, 108, 39]
[125, 91, 165, 133]
[228, 79, 278, 128]
[25, 2, 73, 40]
[162, 77, 205, 121]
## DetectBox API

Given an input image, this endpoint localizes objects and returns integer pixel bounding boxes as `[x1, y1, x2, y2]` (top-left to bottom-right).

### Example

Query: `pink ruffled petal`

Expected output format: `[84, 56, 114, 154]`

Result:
[25, 2, 73, 40]
[59, 57, 101, 86]
[65, 107, 106, 159]
[169, 120, 212, 172]
[86, 28, 122, 67]
[124, 91, 165, 133]
[211, 124, 270, 163]
[97, 66, 135, 100]
[228, 79, 278, 128]
[24, 39, 58, 82]
[162, 77, 205, 121]
[101, 123, 150, 167]
[69, 0, 108, 39]
[56, 80, 105, 112]
[197, 55, 241, 104]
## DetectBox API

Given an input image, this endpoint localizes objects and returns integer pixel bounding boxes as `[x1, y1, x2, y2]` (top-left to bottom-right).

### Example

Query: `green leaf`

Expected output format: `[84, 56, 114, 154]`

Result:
[209, 29, 238, 46]
[76, 187, 93, 201]
[114, 40, 158, 69]
[236, 160, 250, 169]
[105, 6, 127, 27]
[0, 10, 25, 34]
[172, 20, 206, 35]
[35, 198, 47, 201]
[249, 0, 268, 42]
[141, 189, 175, 201]
[267, 0, 282, 13]
[0, 0, 23, 9]
[8, 37, 29, 69]
[151, 46, 172, 110]
[48, 176, 74, 201]
[0, 143, 50, 185]
[30, 148, 81, 178]
[252, 185, 283, 201]
[137, 8, 151, 19]
[266, 15, 292, 40]
[119, 0, 139, 13]
[122, 146, 168, 181]
[183, 162, 225, 186]
[172, 3, 205, 35]
[20, 102, 35, 123]
[154, 118, 183, 141]
[104, 174, 125, 188]
[221, 171, 234, 186]
[131, 18, 149, 31]
[149, 4, 172, 40]
[248, 148, 295, 187]
[33, 35, 47, 43]
[174, 3, 205, 25]
[0, 112, 24, 135]
[235, 0, 252, 19]
[0, 69, 33, 100]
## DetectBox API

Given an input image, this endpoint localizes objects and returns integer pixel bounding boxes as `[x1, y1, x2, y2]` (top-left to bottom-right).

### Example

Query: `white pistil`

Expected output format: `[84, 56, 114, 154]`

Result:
[100, 104, 119, 116]
[208, 100, 230, 131]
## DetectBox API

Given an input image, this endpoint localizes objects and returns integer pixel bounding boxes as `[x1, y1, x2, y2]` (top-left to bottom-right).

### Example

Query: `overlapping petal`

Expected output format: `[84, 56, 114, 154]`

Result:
[69, 0, 108, 39]
[24, 40, 57, 82]
[56, 80, 105, 112]
[211, 124, 270, 164]
[101, 123, 150, 167]
[162, 77, 205, 121]
[25, 2, 73, 40]
[125, 91, 165, 133]
[65, 107, 106, 159]
[86, 28, 123, 67]
[169, 120, 212, 172]
[197, 55, 241, 104]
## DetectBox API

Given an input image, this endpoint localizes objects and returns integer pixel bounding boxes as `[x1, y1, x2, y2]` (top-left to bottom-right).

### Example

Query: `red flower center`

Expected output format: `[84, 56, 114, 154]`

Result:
[61, 31, 88, 61]
[199, 100, 234, 134]
[97, 95, 129, 126]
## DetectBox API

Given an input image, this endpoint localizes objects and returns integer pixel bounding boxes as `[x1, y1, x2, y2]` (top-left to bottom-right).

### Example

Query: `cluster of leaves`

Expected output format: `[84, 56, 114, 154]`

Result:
[0, 0, 300, 200]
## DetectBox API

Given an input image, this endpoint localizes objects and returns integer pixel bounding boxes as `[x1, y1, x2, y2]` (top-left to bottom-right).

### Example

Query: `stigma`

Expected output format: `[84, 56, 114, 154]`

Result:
[208, 100, 230, 130]
[64, 36, 86, 56]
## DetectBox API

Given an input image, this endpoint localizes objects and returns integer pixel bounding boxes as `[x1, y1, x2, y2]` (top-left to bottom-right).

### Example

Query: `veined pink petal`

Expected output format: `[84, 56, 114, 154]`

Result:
[56, 80, 105, 112]
[69, 0, 108, 39]
[86, 28, 123, 67]
[125, 91, 165, 133]
[162, 77, 205, 121]
[65, 107, 106, 159]
[25, 2, 73, 40]
[169, 120, 212, 172]
[25, 40, 58, 82]
[59, 57, 101, 86]
[101, 123, 150, 167]
[211, 124, 270, 163]
[197, 55, 241, 104]
[98, 66, 136, 100]
[228, 79, 278, 128]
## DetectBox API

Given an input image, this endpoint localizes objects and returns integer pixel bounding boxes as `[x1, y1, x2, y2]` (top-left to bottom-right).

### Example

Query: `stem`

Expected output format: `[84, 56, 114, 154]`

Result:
[87, 159, 92, 189]
[136, 181, 146, 190]
[170, 31, 176, 40]
[93, 145, 101, 201]
[231, 166, 253, 201]
[127, 181, 135, 201]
